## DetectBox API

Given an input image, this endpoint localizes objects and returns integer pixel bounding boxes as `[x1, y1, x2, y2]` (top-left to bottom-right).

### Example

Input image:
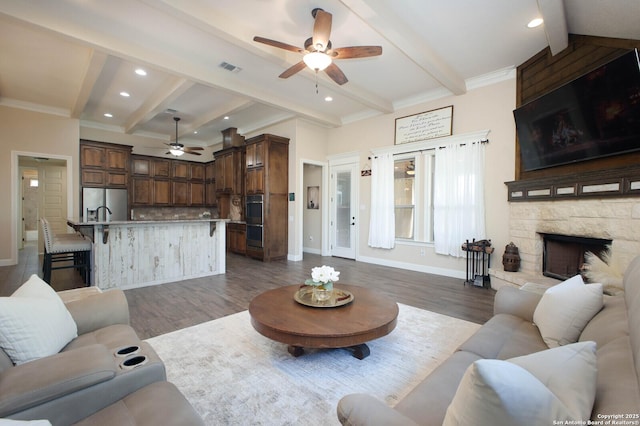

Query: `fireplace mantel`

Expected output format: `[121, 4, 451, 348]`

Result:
[506, 165, 640, 202]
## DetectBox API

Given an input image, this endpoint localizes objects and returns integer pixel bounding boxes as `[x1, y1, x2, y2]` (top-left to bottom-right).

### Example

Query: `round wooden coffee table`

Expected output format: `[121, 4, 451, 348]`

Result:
[249, 284, 398, 359]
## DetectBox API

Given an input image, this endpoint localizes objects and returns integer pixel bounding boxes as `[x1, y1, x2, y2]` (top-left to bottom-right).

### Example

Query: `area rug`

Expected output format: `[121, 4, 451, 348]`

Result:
[146, 304, 480, 425]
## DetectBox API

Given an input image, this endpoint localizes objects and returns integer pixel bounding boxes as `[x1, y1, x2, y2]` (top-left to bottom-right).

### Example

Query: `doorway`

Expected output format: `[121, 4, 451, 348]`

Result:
[9, 152, 73, 266]
[330, 162, 358, 260]
[300, 160, 330, 259]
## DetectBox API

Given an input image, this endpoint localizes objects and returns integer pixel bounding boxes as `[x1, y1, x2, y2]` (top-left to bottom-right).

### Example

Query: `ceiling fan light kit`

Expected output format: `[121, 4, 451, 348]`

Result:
[303, 51, 332, 71]
[165, 116, 204, 157]
[253, 8, 382, 86]
[169, 147, 184, 157]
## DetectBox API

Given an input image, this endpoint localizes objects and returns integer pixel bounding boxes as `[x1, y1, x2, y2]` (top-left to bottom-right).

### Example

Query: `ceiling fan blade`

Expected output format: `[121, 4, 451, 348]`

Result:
[184, 146, 204, 151]
[279, 61, 307, 79]
[184, 151, 202, 156]
[324, 62, 348, 85]
[253, 36, 304, 53]
[331, 46, 382, 59]
[312, 9, 332, 52]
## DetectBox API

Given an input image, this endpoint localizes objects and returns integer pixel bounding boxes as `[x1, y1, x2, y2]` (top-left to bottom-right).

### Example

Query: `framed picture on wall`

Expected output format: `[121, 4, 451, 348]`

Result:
[307, 186, 319, 209]
[395, 105, 453, 145]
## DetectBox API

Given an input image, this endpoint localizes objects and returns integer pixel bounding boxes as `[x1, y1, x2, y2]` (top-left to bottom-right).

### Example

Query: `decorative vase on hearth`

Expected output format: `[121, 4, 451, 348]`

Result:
[502, 242, 521, 272]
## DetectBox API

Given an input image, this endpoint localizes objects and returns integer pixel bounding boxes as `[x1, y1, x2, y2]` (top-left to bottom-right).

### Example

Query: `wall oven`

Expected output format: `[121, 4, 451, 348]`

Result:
[246, 195, 263, 248]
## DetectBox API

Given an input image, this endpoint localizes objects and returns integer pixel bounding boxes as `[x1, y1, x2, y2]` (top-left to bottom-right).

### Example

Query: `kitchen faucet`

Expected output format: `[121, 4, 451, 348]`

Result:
[95, 205, 112, 221]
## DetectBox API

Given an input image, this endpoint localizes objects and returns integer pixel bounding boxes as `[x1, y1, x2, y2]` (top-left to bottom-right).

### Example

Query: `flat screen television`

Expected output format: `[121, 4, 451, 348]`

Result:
[514, 49, 640, 172]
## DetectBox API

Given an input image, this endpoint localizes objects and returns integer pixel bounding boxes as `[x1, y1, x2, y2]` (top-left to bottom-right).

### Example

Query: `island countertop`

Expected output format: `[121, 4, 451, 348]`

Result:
[67, 218, 226, 290]
[67, 217, 228, 226]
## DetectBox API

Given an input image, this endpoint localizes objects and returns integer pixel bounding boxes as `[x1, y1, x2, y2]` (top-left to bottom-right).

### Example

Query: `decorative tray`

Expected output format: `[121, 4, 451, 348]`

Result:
[294, 286, 354, 308]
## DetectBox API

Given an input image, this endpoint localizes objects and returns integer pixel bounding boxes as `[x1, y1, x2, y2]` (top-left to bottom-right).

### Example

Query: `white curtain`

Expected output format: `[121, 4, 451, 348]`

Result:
[368, 153, 395, 249]
[433, 142, 486, 257]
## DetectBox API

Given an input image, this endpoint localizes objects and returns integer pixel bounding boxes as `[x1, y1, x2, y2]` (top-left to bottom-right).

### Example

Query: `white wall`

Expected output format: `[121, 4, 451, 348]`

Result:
[325, 79, 517, 277]
[0, 106, 79, 265]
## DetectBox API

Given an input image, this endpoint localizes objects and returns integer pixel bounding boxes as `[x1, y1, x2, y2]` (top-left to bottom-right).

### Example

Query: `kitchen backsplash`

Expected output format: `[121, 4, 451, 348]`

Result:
[132, 207, 219, 220]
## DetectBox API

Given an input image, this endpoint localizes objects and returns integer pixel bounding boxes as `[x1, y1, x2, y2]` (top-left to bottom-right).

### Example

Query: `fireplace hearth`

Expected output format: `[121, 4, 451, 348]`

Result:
[541, 233, 611, 280]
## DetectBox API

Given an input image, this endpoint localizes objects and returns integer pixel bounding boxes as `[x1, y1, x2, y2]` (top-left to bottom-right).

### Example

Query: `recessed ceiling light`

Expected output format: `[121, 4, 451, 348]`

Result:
[135, 68, 147, 76]
[120, 91, 130, 97]
[224, 116, 230, 120]
[194, 131, 198, 134]
[527, 18, 543, 28]
[104, 113, 113, 118]
[324, 96, 333, 102]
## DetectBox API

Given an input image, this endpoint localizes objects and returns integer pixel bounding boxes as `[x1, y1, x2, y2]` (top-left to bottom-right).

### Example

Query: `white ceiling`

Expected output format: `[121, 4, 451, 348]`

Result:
[1, 0, 639, 158]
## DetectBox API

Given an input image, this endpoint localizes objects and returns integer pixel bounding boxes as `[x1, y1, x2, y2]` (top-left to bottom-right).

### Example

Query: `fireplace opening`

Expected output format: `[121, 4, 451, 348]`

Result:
[541, 233, 612, 280]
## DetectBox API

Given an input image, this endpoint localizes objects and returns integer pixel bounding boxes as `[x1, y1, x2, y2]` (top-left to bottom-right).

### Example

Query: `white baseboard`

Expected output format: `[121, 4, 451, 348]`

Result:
[303, 247, 322, 255]
[356, 255, 466, 280]
[0, 258, 16, 267]
[288, 253, 303, 261]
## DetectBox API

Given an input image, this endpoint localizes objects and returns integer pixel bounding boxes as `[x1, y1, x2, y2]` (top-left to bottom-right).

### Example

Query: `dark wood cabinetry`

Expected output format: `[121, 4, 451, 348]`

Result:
[227, 222, 247, 255]
[214, 147, 243, 195]
[80, 140, 131, 188]
[244, 134, 289, 261]
[205, 162, 217, 206]
[130, 154, 212, 207]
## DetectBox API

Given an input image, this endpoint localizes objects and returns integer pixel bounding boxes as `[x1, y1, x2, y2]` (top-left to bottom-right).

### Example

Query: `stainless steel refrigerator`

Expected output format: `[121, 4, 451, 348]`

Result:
[82, 188, 128, 222]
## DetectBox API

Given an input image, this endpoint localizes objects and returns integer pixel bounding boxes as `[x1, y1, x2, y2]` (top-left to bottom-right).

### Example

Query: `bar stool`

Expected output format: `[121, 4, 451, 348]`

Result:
[40, 218, 92, 286]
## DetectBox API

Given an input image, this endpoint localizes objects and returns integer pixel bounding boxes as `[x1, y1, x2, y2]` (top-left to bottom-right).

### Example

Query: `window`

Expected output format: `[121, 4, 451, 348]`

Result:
[394, 152, 435, 242]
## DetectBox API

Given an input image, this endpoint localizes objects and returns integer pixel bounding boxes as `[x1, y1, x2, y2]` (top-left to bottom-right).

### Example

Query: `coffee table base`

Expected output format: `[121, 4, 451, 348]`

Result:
[287, 344, 371, 360]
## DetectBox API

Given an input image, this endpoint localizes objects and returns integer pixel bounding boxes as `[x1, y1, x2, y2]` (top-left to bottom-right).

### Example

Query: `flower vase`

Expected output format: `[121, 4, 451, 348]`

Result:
[312, 283, 333, 302]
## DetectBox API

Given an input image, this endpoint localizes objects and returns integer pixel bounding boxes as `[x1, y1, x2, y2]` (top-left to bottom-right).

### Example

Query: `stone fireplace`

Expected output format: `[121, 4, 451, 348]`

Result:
[541, 233, 611, 280]
[490, 197, 640, 289]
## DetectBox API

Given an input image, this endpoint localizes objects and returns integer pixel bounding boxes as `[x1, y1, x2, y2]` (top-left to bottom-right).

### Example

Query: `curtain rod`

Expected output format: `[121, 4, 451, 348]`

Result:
[368, 139, 489, 159]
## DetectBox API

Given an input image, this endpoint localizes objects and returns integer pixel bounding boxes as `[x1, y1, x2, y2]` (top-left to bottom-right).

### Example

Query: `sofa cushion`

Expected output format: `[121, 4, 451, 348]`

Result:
[63, 324, 141, 353]
[457, 314, 547, 360]
[590, 336, 640, 418]
[533, 275, 603, 347]
[394, 350, 481, 425]
[73, 381, 204, 426]
[580, 295, 628, 347]
[0, 275, 78, 364]
[443, 342, 597, 426]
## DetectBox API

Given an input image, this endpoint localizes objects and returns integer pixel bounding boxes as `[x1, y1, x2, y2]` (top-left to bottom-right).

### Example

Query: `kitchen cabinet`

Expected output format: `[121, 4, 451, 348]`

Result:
[153, 159, 171, 178]
[227, 222, 246, 255]
[205, 161, 217, 207]
[244, 134, 289, 261]
[214, 146, 243, 195]
[246, 168, 264, 194]
[153, 180, 171, 205]
[80, 140, 131, 189]
[130, 155, 209, 207]
[131, 177, 152, 205]
[132, 157, 151, 176]
[191, 163, 205, 180]
[172, 181, 189, 205]
[189, 181, 205, 206]
[172, 162, 189, 180]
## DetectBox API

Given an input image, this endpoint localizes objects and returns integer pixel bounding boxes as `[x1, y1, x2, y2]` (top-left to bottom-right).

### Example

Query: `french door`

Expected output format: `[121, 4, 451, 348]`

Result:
[330, 163, 357, 259]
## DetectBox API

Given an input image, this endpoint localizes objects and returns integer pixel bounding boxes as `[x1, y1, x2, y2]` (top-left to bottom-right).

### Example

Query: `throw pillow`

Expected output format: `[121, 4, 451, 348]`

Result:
[443, 341, 597, 426]
[533, 274, 603, 347]
[0, 274, 78, 364]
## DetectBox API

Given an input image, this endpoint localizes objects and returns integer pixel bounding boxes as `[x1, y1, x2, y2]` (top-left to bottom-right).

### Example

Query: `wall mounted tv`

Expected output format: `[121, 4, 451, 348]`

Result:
[514, 49, 640, 172]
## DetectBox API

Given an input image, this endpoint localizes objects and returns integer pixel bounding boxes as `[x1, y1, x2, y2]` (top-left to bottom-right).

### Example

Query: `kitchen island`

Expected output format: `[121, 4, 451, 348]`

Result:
[67, 218, 226, 290]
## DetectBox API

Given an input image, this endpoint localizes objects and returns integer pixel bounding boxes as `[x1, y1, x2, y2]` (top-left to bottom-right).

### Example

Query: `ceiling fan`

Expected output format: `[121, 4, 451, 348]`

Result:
[166, 117, 204, 157]
[253, 8, 382, 85]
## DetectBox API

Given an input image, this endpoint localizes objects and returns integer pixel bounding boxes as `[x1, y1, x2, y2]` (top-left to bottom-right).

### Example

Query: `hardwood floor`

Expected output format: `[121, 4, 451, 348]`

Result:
[1, 243, 496, 340]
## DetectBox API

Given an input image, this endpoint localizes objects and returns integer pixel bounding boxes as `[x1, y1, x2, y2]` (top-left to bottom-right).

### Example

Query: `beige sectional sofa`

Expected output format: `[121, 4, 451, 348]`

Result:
[0, 282, 203, 425]
[338, 255, 640, 425]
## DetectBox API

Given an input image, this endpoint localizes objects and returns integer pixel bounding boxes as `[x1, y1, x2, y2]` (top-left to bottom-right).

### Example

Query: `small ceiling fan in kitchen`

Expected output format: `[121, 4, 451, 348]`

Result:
[166, 117, 204, 157]
[253, 8, 382, 86]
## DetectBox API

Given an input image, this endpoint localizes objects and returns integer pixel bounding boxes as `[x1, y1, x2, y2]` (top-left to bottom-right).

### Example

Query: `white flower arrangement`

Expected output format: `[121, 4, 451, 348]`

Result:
[305, 265, 340, 291]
